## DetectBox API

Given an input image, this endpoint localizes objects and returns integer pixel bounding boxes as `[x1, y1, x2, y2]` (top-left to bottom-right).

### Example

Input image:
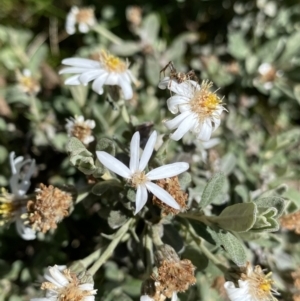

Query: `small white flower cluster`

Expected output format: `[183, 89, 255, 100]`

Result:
[65, 6, 96, 35]
[31, 265, 97, 301]
[0, 152, 36, 240]
[158, 78, 225, 142]
[60, 50, 136, 100]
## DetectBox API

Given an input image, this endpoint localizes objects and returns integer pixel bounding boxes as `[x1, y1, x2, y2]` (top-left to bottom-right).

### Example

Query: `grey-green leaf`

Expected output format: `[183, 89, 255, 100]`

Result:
[200, 172, 226, 208]
[208, 202, 257, 232]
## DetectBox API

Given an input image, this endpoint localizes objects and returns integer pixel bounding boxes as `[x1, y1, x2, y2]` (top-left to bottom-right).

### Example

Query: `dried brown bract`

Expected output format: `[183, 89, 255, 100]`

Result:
[26, 184, 73, 233]
[280, 211, 300, 234]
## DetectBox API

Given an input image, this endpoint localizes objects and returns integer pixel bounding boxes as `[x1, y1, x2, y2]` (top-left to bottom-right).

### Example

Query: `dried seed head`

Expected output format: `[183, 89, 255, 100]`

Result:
[280, 211, 300, 234]
[152, 176, 188, 215]
[152, 245, 196, 299]
[292, 267, 300, 299]
[26, 184, 73, 233]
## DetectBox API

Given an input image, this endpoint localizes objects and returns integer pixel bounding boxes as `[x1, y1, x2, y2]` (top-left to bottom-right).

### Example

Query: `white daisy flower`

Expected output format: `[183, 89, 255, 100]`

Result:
[65, 6, 96, 35]
[31, 265, 97, 301]
[59, 50, 136, 100]
[96, 131, 189, 214]
[65, 115, 96, 145]
[224, 262, 278, 301]
[159, 79, 225, 142]
[0, 152, 36, 240]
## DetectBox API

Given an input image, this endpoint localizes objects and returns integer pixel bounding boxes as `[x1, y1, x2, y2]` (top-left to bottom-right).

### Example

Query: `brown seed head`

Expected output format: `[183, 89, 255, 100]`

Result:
[76, 8, 95, 24]
[27, 184, 73, 233]
[152, 245, 196, 299]
[280, 211, 300, 235]
[211, 276, 229, 299]
[152, 176, 188, 215]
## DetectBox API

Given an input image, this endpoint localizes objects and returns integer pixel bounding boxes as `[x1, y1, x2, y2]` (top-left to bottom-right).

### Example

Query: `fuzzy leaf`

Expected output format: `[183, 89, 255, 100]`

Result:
[208, 202, 257, 232]
[254, 196, 287, 217]
[200, 172, 226, 208]
[92, 179, 122, 196]
[214, 230, 247, 266]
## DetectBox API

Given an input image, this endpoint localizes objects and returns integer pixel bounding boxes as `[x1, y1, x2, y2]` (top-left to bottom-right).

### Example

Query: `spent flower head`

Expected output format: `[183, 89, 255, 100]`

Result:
[26, 184, 73, 233]
[159, 78, 225, 141]
[65, 6, 96, 35]
[66, 115, 96, 145]
[31, 265, 97, 301]
[59, 50, 137, 100]
[0, 152, 36, 240]
[224, 262, 278, 301]
[96, 131, 189, 214]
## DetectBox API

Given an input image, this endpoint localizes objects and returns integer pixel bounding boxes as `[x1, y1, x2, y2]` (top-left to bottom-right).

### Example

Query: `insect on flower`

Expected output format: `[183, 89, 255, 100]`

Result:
[160, 61, 198, 88]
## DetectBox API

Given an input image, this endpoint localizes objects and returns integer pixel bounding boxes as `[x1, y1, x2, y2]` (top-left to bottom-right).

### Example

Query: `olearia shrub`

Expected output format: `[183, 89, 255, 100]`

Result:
[0, 1, 299, 301]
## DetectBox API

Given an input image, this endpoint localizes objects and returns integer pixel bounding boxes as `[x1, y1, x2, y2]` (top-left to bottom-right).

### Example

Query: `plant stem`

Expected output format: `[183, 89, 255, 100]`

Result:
[184, 219, 228, 273]
[87, 218, 134, 276]
[150, 223, 164, 247]
[93, 24, 123, 45]
[29, 95, 40, 121]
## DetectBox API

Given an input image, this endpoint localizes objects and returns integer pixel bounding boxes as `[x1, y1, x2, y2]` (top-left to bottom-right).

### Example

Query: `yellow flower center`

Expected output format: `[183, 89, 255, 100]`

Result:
[189, 80, 222, 120]
[259, 280, 272, 292]
[99, 50, 127, 73]
[130, 171, 148, 187]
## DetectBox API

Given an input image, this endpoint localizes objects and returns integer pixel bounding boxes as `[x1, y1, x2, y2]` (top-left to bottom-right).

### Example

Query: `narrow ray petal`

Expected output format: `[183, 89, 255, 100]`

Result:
[145, 182, 180, 209]
[91, 73, 108, 94]
[135, 185, 148, 215]
[169, 117, 196, 141]
[139, 131, 157, 171]
[64, 75, 81, 85]
[119, 79, 133, 100]
[96, 151, 131, 178]
[167, 95, 189, 114]
[147, 162, 189, 180]
[79, 70, 104, 84]
[196, 120, 213, 141]
[129, 131, 140, 172]
[62, 58, 100, 68]
[164, 111, 191, 130]
[59, 67, 91, 74]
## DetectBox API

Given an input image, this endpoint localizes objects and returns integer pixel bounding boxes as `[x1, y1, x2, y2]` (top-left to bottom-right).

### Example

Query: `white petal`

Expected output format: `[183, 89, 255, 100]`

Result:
[135, 185, 148, 215]
[30, 299, 50, 301]
[129, 131, 140, 172]
[158, 77, 171, 89]
[64, 75, 81, 85]
[79, 22, 90, 33]
[119, 79, 133, 100]
[167, 95, 189, 114]
[171, 292, 178, 301]
[59, 67, 90, 74]
[147, 162, 189, 180]
[224, 280, 251, 301]
[165, 111, 191, 130]
[79, 70, 104, 84]
[140, 295, 154, 301]
[49, 266, 69, 286]
[103, 73, 119, 85]
[169, 80, 199, 96]
[91, 73, 109, 94]
[169, 116, 196, 141]
[15, 218, 36, 240]
[96, 151, 131, 178]
[139, 131, 157, 171]
[145, 182, 180, 209]
[196, 119, 213, 141]
[79, 283, 94, 290]
[62, 58, 100, 68]
[212, 116, 221, 131]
